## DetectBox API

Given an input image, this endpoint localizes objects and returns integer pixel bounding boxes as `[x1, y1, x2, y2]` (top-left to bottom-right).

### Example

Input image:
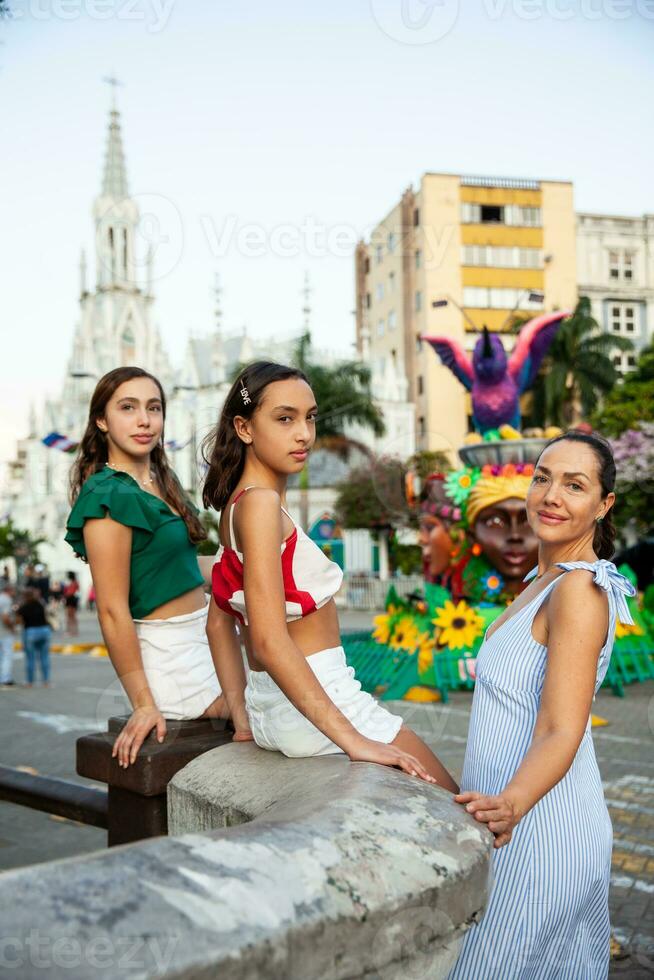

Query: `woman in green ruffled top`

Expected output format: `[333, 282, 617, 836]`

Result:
[66, 367, 243, 768]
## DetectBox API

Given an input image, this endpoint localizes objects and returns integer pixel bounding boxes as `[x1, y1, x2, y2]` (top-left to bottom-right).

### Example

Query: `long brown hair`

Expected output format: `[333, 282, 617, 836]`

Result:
[537, 430, 617, 560]
[69, 366, 206, 544]
[202, 361, 309, 512]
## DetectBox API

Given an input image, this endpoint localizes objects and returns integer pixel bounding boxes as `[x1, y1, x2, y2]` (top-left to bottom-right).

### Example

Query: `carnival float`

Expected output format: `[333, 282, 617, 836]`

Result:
[343, 312, 654, 703]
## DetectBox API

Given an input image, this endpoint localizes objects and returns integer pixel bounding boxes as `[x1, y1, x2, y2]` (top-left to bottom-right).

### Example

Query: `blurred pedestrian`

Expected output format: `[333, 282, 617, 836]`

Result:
[63, 571, 79, 636]
[17, 588, 51, 688]
[33, 563, 51, 603]
[0, 582, 16, 688]
[87, 582, 96, 612]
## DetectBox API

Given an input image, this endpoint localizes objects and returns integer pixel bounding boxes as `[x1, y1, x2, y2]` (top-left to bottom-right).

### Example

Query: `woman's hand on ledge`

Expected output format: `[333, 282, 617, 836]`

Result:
[346, 735, 438, 785]
[232, 729, 254, 742]
[454, 789, 522, 848]
[112, 707, 167, 768]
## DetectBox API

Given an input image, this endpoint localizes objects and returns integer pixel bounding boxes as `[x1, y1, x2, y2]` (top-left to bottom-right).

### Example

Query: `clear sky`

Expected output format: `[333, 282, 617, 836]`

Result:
[1, 0, 653, 465]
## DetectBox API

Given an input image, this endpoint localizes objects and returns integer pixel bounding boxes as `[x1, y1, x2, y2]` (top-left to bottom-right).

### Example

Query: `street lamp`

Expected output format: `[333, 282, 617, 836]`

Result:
[431, 288, 547, 337]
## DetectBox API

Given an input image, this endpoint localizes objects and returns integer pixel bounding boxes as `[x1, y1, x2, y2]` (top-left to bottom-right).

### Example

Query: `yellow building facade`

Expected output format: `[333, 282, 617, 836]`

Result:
[355, 174, 577, 460]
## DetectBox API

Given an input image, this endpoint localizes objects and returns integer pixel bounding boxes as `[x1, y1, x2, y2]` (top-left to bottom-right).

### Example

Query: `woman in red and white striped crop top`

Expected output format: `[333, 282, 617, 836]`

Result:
[212, 485, 343, 625]
[201, 361, 457, 792]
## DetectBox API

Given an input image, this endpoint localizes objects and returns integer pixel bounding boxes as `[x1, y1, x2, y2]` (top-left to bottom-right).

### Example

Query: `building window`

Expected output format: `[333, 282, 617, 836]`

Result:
[388, 309, 396, 330]
[375, 244, 383, 264]
[624, 253, 633, 279]
[366, 292, 371, 309]
[612, 352, 638, 375]
[608, 250, 635, 281]
[389, 271, 395, 292]
[416, 333, 422, 353]
[418, 416, 426, 438]
[413, 208, 420, 226]
[376, 282, 384, 302]
[480, 204, 503, 223]
[415, 290, 422, 312]
[377, 318, 385, 337]
[462, 244, 541, 268]
[364, 257, 370, 275]
[611, 303, 637, 334]
[415, 249, 422, 269]
[463, 286, 543, 310]
[388, 231, 396, 254]
[609, 251, 620, 279]
[417, 375, 424, 395]
[461, 202, 541, 226]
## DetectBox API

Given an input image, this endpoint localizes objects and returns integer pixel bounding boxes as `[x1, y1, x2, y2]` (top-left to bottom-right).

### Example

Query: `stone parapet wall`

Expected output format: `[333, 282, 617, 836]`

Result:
[0, 744, 491, 979]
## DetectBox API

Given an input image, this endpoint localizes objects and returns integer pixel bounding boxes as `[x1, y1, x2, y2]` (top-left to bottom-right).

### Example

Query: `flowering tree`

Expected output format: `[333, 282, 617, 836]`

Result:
[610, 423, 654, 535]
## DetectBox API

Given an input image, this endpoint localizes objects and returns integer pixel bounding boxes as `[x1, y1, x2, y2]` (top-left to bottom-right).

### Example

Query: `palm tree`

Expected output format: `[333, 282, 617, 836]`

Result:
[529, 297, 634, 428]
[292, 333, 386, 529]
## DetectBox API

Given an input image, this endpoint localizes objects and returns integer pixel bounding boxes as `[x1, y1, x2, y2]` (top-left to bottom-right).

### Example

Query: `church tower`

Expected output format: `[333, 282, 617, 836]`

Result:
[66, 92, 172, 396]
[93, 103, 139, 294]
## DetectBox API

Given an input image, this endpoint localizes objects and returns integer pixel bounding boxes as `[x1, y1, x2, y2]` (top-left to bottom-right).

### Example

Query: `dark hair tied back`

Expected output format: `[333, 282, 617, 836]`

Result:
[537, 430, 617, 560]
[202, 361, 309, 512]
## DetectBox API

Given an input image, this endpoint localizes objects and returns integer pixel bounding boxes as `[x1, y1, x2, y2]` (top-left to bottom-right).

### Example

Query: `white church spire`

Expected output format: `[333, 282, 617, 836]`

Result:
[93, 81, 139, 291]
[101, 76, 128, 198]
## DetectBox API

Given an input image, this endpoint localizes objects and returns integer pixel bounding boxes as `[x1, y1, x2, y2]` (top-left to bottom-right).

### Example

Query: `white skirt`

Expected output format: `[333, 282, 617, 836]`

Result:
[133, 600, 222, 721]
[244, 645, 403, 758]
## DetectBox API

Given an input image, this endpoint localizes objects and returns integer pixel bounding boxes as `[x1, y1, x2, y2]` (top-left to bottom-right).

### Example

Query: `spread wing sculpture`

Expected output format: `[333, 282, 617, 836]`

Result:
[422, 311, 571, 433]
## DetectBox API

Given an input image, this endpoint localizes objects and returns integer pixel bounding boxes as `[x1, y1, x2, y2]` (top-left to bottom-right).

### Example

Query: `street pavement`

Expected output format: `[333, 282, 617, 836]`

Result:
[0, 611, 652, 976]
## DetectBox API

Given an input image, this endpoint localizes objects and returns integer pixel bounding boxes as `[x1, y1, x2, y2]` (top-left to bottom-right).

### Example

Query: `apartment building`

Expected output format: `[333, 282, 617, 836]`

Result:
[355, 173, 577, 456]
[577, 211, 654, 375]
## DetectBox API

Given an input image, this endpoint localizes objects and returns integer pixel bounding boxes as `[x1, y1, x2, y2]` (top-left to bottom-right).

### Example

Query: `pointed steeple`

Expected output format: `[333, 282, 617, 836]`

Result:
[101, 107, 129, 199]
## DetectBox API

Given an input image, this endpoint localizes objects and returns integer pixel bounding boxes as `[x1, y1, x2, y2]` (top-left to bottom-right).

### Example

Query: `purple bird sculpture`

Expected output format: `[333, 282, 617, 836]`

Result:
[422, 311, 571, 433]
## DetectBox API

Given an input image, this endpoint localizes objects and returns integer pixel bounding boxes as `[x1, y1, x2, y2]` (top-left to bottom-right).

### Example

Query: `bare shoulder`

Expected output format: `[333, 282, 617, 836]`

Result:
[548, 568, 608, 630]
[234, 488, 284, 549]
[236, 487, 282, 519]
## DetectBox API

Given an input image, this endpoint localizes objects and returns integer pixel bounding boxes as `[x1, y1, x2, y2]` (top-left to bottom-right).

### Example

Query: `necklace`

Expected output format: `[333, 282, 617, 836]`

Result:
[105, 462, 156, 488]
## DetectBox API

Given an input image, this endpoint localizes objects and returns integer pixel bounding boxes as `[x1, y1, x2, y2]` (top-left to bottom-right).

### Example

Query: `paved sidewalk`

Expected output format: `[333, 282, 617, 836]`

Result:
[1, 610, 652, 975]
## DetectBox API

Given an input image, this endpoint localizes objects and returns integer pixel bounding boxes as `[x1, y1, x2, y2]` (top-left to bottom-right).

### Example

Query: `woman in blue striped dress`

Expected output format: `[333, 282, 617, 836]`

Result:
[448, 431, 636, 979]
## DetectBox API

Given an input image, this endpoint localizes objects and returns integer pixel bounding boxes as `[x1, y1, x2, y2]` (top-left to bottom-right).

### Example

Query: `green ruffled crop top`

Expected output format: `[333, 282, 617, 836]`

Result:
[65, 467, 204, 620]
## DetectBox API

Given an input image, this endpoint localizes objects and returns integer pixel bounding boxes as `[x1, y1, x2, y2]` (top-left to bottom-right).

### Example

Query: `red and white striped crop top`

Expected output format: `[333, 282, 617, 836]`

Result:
[211, 486, 344, 625]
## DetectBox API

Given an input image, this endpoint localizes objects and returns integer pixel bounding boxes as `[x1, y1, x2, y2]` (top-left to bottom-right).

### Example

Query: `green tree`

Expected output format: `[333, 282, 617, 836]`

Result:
[529, 297, 633, 428]
[334, 457, 405, 531]
[0, 521, 44, 565]
[590, 340, 654, 436]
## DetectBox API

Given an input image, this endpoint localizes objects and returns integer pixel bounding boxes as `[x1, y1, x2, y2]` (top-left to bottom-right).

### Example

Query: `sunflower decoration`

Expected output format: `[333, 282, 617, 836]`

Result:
[615, 619, 645, 640]
[433, 599, 485, 650]
[389, 615, 422, 652]
[372, 613, 393, 645]
[417, 632, 437, 673]
[444, 467, 481, 507]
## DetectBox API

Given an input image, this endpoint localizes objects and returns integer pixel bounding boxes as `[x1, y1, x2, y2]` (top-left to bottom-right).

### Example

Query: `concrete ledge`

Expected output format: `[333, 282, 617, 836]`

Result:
[0, 744, 491, 979]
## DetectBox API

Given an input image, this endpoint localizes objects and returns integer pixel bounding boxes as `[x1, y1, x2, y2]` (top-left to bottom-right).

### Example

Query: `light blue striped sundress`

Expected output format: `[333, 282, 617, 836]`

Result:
[448, 559, 636, 980]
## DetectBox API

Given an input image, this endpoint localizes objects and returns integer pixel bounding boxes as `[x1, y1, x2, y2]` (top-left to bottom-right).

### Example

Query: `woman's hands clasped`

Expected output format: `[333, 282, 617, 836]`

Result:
[346, 735, 438, 784]
[112, 706, 167, 768]
[455, 790, 522, 848]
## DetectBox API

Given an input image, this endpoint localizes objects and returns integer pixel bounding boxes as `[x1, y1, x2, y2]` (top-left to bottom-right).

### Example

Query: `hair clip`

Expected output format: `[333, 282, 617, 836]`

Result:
[239, 381, 251, 406]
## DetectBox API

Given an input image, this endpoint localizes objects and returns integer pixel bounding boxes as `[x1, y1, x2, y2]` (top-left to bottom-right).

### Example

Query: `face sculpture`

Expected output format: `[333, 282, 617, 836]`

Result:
[472, 497, 539, 592]
[419, 515, 453, 579]
[418, 476, 460, 582]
